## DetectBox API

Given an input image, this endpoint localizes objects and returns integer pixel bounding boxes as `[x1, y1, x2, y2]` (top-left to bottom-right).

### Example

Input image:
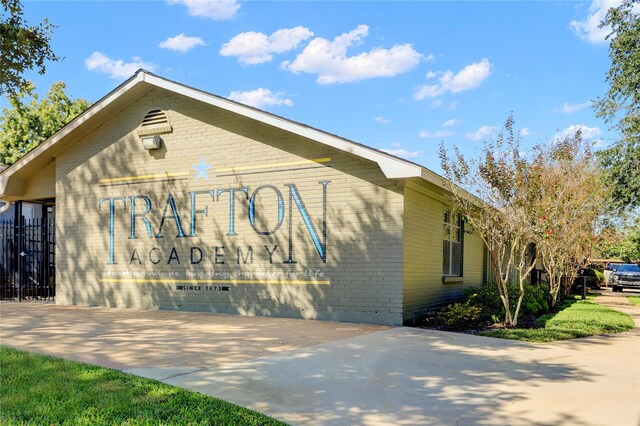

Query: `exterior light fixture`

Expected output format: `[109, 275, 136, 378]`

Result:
[140, 135, 162, 150]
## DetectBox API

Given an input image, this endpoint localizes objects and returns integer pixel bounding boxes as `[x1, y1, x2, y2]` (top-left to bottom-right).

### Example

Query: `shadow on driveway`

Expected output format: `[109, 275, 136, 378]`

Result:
[158, 327, 640, 425]
[1, 302, 639, 425]
[0, 303, 386, 369]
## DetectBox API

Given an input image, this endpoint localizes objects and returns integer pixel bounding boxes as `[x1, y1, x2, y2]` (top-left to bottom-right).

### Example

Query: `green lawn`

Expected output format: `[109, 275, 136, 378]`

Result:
[482, 297, 635, 342]
[628, 296, 640, 307]
[0, 346, 287, 426]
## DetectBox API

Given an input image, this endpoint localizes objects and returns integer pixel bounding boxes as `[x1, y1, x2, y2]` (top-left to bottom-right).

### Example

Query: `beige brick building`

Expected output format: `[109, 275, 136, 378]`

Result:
[0, 71, 486, 325]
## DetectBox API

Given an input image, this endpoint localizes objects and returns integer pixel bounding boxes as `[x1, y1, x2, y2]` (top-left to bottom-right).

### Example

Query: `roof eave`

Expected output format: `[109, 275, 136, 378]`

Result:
[0, 72, 147, 198]
[2, 70, 442, 199]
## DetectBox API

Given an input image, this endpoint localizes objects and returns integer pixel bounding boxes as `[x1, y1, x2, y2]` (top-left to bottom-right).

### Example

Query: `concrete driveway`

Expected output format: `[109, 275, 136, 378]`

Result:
[0, 303, 385, 370]
[1, 293, 639, 426]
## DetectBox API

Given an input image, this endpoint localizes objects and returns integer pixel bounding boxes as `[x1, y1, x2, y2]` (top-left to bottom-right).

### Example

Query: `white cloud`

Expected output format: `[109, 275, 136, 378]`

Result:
[521, 128, 531, 136]
[570, 0, 619, 43]
[282, 24, 422, 84]
[159, 33, 206, 52]
[554, 124, 602, 141]
[375, 116, 390, 124]
[413, 58, 492, 101]
[167, 0, 240, 21]
[220, 27, 314, 65]
[419, 130, 454, 138]
[381, 148, 420, 159]
[227, 88, 293, 109]
[85, 52, 156, 79]
[593, 139, 608, 148]
[442, 118, 463, 127]
[560, 100, 592, 113]
[465, 125, 497, 141]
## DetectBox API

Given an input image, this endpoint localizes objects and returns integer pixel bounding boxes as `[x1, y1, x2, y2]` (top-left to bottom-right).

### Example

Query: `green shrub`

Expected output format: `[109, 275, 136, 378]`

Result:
[463, 282, 551, 322]
[462, 284, 503, 321]
[587, 268, 603, 287]
[523, 283, 550, 315]
[575, 267, 602, 290]
[436, 299, 482, 330]
[594, 269, 605, 283]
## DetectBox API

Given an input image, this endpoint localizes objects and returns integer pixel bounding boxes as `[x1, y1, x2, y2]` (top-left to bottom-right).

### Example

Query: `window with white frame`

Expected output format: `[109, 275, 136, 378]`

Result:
[443, 209, 463, 276]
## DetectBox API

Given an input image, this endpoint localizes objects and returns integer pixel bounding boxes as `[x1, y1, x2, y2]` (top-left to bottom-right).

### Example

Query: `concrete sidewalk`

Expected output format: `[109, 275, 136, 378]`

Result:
[132, 326, 640, 426]
[591, 288, 640, 327]
[2, 298, 639, 425]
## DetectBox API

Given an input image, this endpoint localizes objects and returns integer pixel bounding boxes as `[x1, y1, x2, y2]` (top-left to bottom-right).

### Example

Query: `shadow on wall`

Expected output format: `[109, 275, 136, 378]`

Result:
[57, 96, 404, 324]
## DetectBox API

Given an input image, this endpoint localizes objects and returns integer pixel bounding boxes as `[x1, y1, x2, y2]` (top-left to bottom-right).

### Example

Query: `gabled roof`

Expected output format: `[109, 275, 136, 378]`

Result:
[1, 70, 447, 198]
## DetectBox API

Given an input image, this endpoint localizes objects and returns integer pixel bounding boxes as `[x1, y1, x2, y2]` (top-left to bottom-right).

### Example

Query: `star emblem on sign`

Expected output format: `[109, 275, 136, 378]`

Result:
[193, 157, 212, 181]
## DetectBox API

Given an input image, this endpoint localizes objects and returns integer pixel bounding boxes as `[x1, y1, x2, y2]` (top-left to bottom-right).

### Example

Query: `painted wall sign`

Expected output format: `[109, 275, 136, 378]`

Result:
[98, 180, 331, 268]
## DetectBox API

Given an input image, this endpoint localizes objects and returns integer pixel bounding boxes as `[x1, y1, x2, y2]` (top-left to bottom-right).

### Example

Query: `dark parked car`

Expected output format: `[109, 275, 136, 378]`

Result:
[612, 263, 640, 292]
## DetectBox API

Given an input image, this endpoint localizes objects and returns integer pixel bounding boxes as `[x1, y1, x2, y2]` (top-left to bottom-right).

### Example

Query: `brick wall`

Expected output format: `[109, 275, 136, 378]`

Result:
[55, 88, 405, 325]
[402, 180, 485, 323]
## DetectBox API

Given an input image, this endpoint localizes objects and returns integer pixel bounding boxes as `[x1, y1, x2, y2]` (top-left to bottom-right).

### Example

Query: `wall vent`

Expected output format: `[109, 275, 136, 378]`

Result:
[138, 108, 172, 137]
[141, 109, 169, 127]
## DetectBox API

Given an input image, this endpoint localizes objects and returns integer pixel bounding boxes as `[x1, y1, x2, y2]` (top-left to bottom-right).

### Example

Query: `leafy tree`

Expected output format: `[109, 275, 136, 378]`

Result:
[595, 0, 640, 210]
[598, 140, 639, 213]
[1, 0, 61, 97]
[595, 218, 640, 262]
[0, 81, 89, 165]
[530, 132, 608, 305]
[440, 116, 537, 327]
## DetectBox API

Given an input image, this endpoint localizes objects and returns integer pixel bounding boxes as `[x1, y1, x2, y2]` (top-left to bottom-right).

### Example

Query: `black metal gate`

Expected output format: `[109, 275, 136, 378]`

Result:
[0, 213, 55, 301]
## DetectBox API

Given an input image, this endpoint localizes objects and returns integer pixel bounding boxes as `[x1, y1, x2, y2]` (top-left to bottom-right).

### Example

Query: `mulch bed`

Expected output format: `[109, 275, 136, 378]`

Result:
[412, 312, 547, 334]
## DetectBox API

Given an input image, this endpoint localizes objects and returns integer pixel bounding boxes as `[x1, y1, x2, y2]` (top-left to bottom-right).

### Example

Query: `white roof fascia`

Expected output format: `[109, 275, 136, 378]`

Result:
[420, 168, 447, 188]
[142, 73, 424, 180]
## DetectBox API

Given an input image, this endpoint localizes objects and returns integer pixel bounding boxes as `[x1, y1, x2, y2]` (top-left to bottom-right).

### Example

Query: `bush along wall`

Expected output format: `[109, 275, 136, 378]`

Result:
[436, 283, 552, 330]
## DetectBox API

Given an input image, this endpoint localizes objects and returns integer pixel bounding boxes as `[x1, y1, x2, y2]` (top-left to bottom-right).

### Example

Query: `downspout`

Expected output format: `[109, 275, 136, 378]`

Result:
[0, 200, 10, 215]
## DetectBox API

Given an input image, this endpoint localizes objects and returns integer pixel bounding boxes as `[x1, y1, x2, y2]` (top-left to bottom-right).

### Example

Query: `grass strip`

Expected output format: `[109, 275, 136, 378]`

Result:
[628, 296, 640, 307]
[0, 346, 287, 426]
[481, 297, 634, 343]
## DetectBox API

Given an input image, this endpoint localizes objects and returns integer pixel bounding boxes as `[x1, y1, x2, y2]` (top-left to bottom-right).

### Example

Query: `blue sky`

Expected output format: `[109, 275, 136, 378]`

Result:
[12, 0, 620, 174]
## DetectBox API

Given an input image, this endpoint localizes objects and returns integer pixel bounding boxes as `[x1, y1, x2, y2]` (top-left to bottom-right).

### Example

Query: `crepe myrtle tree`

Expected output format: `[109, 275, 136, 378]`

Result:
[439, 116, 537, 327]
[530, 131, 608, 306]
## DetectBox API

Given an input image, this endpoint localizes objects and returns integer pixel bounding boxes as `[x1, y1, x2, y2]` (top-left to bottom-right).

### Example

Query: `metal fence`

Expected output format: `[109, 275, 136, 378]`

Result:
[0, 218, 55, 301]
